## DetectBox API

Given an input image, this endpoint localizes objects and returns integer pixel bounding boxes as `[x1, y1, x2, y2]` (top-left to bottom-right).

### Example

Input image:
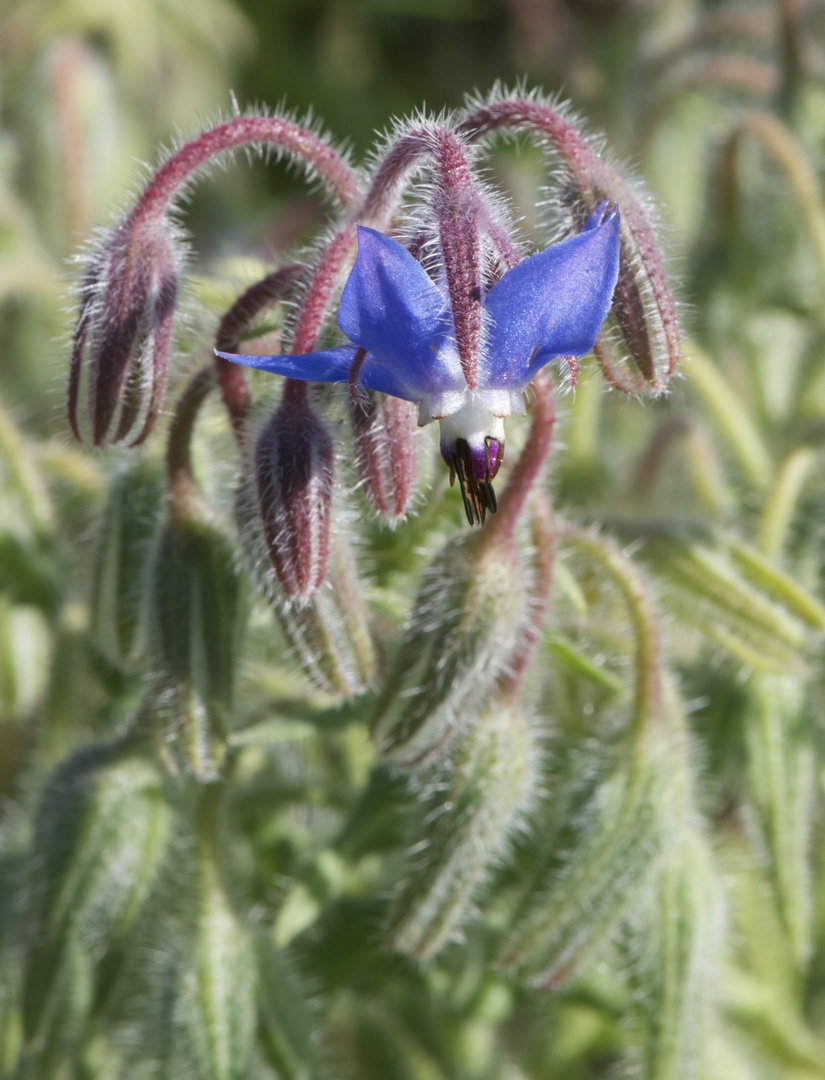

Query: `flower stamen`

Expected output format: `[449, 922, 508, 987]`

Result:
[451, 438, 499, 526]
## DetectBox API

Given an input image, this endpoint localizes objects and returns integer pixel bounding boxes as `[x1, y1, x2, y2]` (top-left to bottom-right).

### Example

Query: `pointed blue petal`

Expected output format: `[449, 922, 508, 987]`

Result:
[584, 199, 611, 231]
[215, 346, 419, 402]
[483, 210, 621, 387]
[216, 346, 356, 382]
[338, 227, 463, 396]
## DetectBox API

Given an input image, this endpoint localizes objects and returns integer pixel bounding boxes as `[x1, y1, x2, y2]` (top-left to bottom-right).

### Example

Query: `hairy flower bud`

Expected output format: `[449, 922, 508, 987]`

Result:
[237, 468, 375, 697]
[746, 675, 814, 965]
[350, 391, 418, 522]
[22, 744, 172, 1055]
[274, 535, 375, 697]
[388, 694, 537, 960]
[254, 387, 335, 603]
[502, 726, 670, 988]
[371, 528, 530, 766]
[151, 506, 248, 780]
[68, 212, 180, 446]
[169, 803, 256, 1080]
[627, 828, 726, 1079]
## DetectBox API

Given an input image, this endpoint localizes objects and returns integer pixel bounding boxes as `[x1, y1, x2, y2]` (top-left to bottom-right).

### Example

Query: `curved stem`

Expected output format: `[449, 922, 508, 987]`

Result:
[489, 372, 556, 544]
[359, 132, 431, 226]
[290, 227, 357, 354]
[166, 364, 216, 519]
[214, 264, 306, 443]
[560, 523, 664, 738]
[758, 444, 816, 562]
[459, 97, 680, 388]
[131, 116, 362, 223]
[684, 340, 773, 490]
[497, 491, 555, 696]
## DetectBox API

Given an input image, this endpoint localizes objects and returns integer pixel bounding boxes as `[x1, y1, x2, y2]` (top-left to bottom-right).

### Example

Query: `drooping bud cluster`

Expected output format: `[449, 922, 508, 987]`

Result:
[62, 91, 683, 981]
[67, 97, 673, 587]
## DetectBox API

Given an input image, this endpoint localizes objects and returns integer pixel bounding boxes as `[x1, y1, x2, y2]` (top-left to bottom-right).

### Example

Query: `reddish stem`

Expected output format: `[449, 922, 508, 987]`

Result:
[166, 365, 216, 518]
[214, 264, 305, 442]
[281, 378, 309, 408]
[290, 226, 357, 354]
[130, 115, 362, 224]
[360, 133, 431, 226]
[497, 491, 555, 696]
[489, 372, 556, 543]
[429, 130, 484, 390]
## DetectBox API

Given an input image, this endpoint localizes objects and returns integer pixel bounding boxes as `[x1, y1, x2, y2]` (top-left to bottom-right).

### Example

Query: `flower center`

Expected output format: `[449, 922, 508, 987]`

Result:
[438, 401, 506, 525]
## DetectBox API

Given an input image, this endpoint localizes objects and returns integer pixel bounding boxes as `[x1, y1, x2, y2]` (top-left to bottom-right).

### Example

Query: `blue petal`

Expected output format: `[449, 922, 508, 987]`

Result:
[338, 227, 463, 396]
[214, 346, 419, 402]
[483, 209, 621, 388]
[584, 199, 611, 231]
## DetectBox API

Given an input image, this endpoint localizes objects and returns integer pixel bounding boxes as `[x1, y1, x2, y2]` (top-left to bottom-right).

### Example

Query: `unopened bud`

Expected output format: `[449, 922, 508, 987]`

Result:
[388, 695, 537, 960]
[22, 744, 172, 1052]
[255, 938, 327, 1079]
[371, 529, 529, 766]
[350, 391, 418, 522]
[68, 212, 180, 446]
[172, 804, 256, 1080]
[254, 387, 335, 603]
[274, 534, 375, 697]
[569, 186, 679, 396]
[89, 457, 165, 668]
[151, 506, 248, 780]
[627, 828, 725, 1079]
[746, 675, 814, 965]
[502, 726, 670, 988]
[237, 468, 375, 697]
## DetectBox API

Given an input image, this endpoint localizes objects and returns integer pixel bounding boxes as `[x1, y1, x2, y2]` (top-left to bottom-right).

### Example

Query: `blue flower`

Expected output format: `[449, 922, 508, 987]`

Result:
[218, 203, 620, 522]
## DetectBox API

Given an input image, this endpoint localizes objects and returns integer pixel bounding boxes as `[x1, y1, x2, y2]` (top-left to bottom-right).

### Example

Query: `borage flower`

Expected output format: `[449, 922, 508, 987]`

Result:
[218, 203, 620, 524]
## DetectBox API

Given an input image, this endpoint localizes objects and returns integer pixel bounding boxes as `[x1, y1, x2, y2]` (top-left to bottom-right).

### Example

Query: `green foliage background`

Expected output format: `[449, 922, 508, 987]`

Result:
[4, 1, 825, 1078]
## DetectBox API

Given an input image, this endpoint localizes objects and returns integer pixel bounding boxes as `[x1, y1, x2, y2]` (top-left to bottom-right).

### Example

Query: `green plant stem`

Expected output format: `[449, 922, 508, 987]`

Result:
[0, 397, 54, 537]
[757, 444, 816, 561]
[165, 365, 217, 521]
[684, 340, 773, 490]
[732, 111, 825, 298]
[559, 523, 663, 737]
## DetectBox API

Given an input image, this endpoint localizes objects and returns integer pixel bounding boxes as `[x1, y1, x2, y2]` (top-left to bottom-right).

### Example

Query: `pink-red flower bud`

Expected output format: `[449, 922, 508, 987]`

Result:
[68, 214, 180, 446]
[350, 391, 418, 522]
[254, 385, 335, 604]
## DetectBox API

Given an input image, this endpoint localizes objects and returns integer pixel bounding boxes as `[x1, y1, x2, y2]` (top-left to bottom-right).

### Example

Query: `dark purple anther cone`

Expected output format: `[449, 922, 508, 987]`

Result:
[443, 436, 503, 527]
